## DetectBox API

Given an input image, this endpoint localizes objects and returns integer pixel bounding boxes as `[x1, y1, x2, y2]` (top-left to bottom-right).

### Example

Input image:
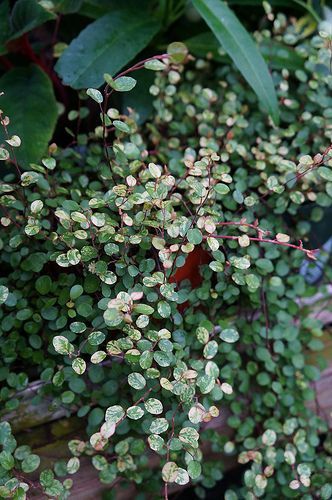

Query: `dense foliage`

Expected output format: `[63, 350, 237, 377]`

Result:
[0, 0, 327, 167]
[1, 8, 332, 500]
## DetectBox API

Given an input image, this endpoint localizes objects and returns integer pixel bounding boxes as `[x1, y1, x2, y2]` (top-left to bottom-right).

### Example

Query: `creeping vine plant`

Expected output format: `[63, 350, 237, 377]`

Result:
[1, 13, 332, 500]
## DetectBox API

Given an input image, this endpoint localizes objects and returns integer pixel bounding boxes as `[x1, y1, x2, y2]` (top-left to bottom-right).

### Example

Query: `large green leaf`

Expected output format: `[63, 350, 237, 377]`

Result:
[0, 65, 58, 168]
[55, 8, 161, 89]
[9, 0, 55, 41]
[192, 0, 279, 124]
[185, 32, 305, 71]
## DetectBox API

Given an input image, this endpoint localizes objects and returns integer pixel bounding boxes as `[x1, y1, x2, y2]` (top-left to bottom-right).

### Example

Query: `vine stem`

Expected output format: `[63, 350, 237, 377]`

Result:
[100, 53, 169, 183]
[203, 234, 318, 259]
[214, 220, 268, 237]
[113, 53, 169, 82]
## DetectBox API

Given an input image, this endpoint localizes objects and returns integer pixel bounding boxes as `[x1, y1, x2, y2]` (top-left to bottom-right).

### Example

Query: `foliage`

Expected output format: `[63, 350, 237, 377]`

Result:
[0, 8, 332, 500]
[0, 0, 328, 164]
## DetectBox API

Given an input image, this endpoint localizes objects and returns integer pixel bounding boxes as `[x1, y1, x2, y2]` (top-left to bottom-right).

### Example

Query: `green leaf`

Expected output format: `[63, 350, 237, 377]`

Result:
[188, 460, 202, 479]
[113, 120, 130, 133]
[67, 457, 80, 474]
[86, 88, 103, 103]
[53, 335, 75, 355]
[126, 406, 145, 420]
[133, 303, 154, 315]
[192, 0, 279, 124]
[219, 328, 239, 343]
[0, 65, 58, 167]
[105, 405, 125, 424]
[214, 183, 230, 195]
[262, 429, 277, 446]
[128, 372, 146, 390]
[209, 261, 224, 272]
[203, 340, 219, 359]
[144, 398, 163, 415]
[144, 59, 167, 71]
[70, 284, 84, 300]
[175, 467, 190, 485]
[70, 321, 86, 333]
[318, 167, 332, 182]
[104, 307, 123, 327]
[21, 454, 40, 473]
[55, 9, 160, 89]
[30, 199, 43, 213]
[0, 451, 14, 470]
[179, 427, 199, 447]
[187, 228, 203, 245]
[110, 76, 137, 92]
[148, 434, 165, 452]
[0, 285, 9, 305]
[167, 42, 188, 63]
[9, 0, 56, 41]
[162, 461, 179, 483]
[88, 331, 106, 345]
[0, 147, 9, 160]
[158, 300, 171, 318]
[91, 350, 106, 364]
[72, 357, 86, 375]
[149, 418, 169, 434]
[198, 374, 215, 394]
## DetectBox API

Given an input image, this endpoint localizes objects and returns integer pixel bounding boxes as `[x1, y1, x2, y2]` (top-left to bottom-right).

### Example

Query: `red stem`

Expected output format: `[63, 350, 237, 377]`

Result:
[203, 234, 317, 259]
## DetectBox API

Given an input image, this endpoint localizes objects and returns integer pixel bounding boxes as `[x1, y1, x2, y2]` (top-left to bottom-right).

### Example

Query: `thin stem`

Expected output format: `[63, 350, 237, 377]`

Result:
[105, 53, 169, 97]
[100, 53, 170, 183]
[215, 220, 269, 237]
[203, 234, 317, 259]
[114, 53, 168, 80]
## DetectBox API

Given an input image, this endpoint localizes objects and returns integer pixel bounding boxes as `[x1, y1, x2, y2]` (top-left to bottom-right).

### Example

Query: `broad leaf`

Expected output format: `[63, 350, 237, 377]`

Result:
[192, 0, 279, 124]
[9, 0, 56, 41]
[55, 8, 161, 89]
[0, 65, 58, 167]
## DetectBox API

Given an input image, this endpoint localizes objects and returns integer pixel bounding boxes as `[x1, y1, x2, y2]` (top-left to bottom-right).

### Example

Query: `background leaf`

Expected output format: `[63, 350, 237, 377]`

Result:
[9, 0, 56, 41]
[55, 8, 161, 89]
[0, 65, 58, 167]
[192, 0, 279, 124]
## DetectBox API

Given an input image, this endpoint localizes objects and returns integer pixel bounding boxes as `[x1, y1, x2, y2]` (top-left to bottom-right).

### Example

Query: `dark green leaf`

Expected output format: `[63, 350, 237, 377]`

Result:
[55, 9, 160, 89]
[0, 65, 58, 167]
[192, 0, 279, 124]
[9, 0, 56, 41]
